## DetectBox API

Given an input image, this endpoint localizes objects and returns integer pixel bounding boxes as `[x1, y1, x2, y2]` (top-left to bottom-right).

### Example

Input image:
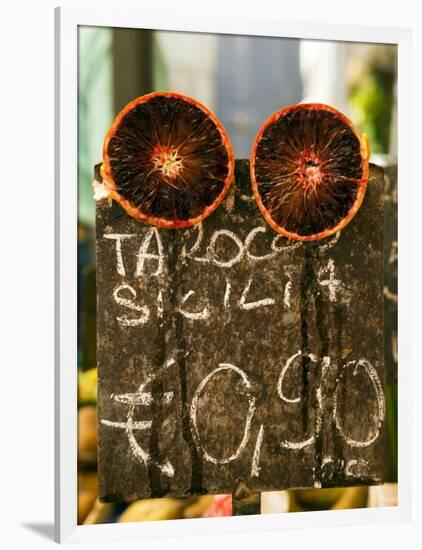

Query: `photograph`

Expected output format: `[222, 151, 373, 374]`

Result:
[3, 1, 421, 549]
[76, 24, 398, 527]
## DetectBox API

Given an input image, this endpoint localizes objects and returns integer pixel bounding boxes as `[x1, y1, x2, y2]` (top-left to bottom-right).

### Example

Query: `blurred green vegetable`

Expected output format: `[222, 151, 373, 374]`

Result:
[349, 45, 396, 154]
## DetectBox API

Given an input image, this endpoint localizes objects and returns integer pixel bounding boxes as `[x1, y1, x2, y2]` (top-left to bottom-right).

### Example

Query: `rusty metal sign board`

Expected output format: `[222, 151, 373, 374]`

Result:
[96, 160, 386, 502]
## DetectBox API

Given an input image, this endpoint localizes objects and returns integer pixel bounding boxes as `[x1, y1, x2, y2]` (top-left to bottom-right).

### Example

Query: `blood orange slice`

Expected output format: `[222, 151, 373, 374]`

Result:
[101, 92, 235, 229]
[250, 103, 369, 241]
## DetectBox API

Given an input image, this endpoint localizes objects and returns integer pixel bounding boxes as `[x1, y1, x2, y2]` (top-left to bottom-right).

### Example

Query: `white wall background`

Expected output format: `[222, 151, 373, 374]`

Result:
[0, 1, 420, 549]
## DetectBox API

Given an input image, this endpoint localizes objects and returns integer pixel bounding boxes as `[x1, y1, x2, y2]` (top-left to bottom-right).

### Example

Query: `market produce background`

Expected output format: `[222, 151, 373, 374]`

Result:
[77, 27, 398, 524]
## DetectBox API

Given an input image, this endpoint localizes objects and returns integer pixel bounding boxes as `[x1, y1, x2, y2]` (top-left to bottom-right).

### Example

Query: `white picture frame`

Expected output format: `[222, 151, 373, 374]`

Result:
[55, 5, 412, 543]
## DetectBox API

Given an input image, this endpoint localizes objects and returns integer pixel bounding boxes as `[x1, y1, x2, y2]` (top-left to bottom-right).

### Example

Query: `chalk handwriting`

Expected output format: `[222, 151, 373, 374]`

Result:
[208, 229, 245, 268]
[180, 224, 303, 268]
[113, 284, 150, 327]
[333, 359, 385, 448]
[251, 425, 264, 478]
[239, 278, 276, 311]
[104, 222, 339, 281]
[277, 350, 317, 404]
[101, 353, 384, 480]
[101, 217, 382, 485]
[135, 227, 165, 277]
[178, 290, 210, 321]
[104, 233, 135, 276]
[101, 357, 176, 477]
[190, 363, 256, 465]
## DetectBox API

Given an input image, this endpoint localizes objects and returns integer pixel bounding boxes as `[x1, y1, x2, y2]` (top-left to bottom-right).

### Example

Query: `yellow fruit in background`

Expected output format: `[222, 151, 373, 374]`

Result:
[331, 487, 368, 510]
[289, 487, 369, 512]
[78, 368, 97, 404]
[83, 499, 114, 525]
[119, 498, 187, 523]
[183, 496, 214, 518]
[293, 488, 345, 510]
[78, 405, 97, 464]
[78, 471, 98, 524]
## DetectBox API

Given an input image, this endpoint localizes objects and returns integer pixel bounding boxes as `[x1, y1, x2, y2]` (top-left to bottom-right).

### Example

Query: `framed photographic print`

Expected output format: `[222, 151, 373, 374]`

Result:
[55, 5, 411, 543]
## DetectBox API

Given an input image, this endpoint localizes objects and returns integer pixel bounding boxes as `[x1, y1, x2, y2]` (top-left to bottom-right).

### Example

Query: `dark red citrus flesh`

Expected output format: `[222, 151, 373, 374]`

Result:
[102, 92, 234, 228]
[251, 104, 369, 241]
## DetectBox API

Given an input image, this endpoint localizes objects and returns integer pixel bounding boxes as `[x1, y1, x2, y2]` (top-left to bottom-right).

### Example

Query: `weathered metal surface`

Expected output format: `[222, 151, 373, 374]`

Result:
[96, 160, 386, 502]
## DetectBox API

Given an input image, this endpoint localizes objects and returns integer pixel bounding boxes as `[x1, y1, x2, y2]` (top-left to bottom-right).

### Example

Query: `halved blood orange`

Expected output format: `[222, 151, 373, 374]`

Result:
[101, 92, 235, 229]
[250, 103, 369, 241]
